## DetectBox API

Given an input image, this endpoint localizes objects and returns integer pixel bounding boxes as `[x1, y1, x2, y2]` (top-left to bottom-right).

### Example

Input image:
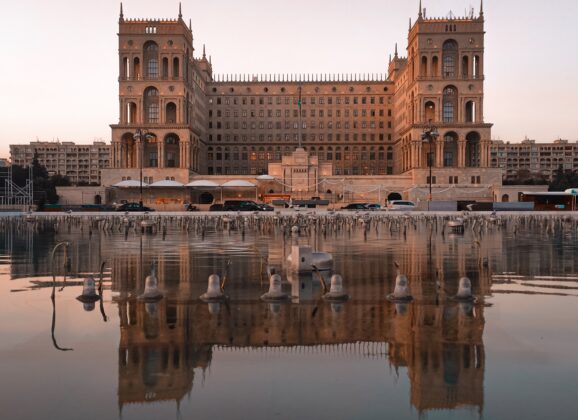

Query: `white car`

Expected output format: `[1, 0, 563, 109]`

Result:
[387, 200, 416, 211]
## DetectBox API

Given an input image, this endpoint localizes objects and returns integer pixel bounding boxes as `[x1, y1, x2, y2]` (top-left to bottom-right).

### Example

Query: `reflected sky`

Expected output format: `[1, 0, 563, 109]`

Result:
[0, 214, 577, 419]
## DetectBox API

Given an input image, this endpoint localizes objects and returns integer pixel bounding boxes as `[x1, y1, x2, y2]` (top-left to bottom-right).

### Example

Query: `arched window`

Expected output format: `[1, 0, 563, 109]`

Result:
[126, 102, 137, 124]
[442, 40, 458, 78]
[466, 132, 481, 168]
[144, 87, 159, 123]
[173, 57, 180, 78]
[443, 86, 458, 123]
[432, 56, 439, 77]
[462, 56, 469, 78]
[421, 56, 428, 77]
[143, 41, 159, 78]
[123, 57, 130, 78]
[133, 57, 140, 79]
[502, 194, 509, 203]
[465, 101, 476, 123]
[166, 102, 177, 124]
[473, 55, 481, 79]
[424, 101, 436, 122]
[162, 57, 169, 78]
[443, 132, 458, 167]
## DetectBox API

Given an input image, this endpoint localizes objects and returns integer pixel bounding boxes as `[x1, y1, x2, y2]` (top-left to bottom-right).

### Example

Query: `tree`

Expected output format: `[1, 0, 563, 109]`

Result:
[50, 174, 72, 187]
[549, 165, 578, 192]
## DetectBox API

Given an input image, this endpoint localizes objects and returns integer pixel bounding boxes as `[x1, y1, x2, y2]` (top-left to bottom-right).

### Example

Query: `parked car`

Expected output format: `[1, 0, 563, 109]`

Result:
[386, 200, 416, 211]
[367, 203, 382, 211]
[341, 203, 369, 210]
[223, 200, 262, 211]
[257, 203, 274, 211]
[116, 203, 155, 212]
[209, 204, 224, 211]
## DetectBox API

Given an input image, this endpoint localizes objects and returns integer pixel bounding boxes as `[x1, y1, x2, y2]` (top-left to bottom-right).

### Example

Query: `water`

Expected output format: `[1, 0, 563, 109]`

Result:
[1, 214, 577, 419]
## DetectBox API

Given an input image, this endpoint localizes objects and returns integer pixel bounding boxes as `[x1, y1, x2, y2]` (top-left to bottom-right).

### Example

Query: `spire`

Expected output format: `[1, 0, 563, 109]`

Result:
[202, 44, 206, 59]
[418, 0, 423, 19]
[189, 18, 192, 31]
[178, 2, 182, 19]
[119, 2, 124, 22]
[394, 43, 398, 58]
[409, 17, 412, 31]
[479, 0, 484, 18]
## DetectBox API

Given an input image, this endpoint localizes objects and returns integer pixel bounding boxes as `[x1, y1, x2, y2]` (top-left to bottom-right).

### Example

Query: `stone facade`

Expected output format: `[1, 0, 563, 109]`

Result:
[491, 138, 578, 182]
[105, 3, 493, 188]
[10, 141, 110, 184]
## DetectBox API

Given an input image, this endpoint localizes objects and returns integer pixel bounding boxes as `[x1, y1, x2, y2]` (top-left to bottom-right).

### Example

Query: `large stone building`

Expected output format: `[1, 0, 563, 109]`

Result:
[491, 138, 578, 182]
[102, 1, 502, 203]
[10, 140, 110, 185]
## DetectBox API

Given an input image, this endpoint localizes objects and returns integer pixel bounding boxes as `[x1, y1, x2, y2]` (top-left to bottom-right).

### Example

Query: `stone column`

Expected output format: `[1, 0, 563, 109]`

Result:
[160, 141, 165, 169]
[136, 141, 143, 169]
[458, 140, 466, 168]
[184, 142, 191, 168]
[157, 142, 162, 168]
[435, 139, 444, 168]
[481, 140, 490, 168]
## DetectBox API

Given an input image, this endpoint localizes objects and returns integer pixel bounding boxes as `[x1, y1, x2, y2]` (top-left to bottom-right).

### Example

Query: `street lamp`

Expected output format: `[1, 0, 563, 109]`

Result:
[133, 129, 154, 208]
[421, 121, 439, 210]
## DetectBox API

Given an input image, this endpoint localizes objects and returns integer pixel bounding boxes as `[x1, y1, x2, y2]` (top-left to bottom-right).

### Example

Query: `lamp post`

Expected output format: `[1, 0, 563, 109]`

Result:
[133, 129, 153, 208]
[421, 121, 439, 211]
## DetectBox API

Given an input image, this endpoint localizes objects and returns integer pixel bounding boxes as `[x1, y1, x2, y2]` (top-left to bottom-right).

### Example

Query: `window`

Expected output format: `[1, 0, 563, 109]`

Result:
[144, 87, 159, 123]
[449, 176, 458, 184]
[443, 86, 457, 123]
[442, 40, 458, 78]
[427, 176, 437, 184]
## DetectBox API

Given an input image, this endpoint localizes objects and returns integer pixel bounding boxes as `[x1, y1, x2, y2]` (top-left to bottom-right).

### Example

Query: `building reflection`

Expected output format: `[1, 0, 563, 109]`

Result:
[0, 222, 490, 413]
[113, 247, 487, 414]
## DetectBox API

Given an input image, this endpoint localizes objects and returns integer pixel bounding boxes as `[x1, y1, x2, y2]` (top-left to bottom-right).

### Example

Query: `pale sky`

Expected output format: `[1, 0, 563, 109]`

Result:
[1, 0, 577, 157]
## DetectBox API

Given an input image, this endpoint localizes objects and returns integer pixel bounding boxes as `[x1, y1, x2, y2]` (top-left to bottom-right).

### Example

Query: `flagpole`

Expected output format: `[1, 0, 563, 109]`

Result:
[297, 85, 302, 149]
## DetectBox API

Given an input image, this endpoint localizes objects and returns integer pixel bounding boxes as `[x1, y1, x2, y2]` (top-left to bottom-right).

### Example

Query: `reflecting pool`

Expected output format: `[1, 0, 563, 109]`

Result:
[1, 214, 577, 420]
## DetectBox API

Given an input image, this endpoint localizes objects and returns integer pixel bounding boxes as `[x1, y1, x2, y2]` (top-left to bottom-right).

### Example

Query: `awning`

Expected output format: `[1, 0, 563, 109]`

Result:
[113, 180, 149, 188]
[221, 180, 256, 188]
[149, 180, 184, 187]
[186, 180, 220, 188]
[256, 175, 275, 181]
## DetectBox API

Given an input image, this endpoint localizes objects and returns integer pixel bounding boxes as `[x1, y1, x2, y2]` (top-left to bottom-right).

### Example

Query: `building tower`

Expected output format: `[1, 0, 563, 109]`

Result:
[107, 3, 211, 185]
[390, 1, 494, 184]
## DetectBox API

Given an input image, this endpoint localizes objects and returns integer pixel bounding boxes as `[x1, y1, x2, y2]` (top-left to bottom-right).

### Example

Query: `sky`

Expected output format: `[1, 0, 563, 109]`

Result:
[1, 0, 577, 156]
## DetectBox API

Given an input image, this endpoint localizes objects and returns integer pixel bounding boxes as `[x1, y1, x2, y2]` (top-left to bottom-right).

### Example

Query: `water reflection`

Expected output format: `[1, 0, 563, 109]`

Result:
[5, 216, 578, 418]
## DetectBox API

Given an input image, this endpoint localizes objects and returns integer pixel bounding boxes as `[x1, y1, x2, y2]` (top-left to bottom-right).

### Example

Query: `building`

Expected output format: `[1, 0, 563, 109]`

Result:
[491, 138, 578, 182]
[103, 1, 502, 204]
[10, 140, 110, 185]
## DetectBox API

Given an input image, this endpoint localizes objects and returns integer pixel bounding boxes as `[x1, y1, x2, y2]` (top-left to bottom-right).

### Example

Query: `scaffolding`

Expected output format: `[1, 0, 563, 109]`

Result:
[0, 166, 34, 210]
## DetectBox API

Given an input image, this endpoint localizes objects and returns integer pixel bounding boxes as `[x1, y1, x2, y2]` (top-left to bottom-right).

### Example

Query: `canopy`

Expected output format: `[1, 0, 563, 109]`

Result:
[256, 175, 275, 181]
[113, 180, 149, 188]
[186, 180, 220, 188]
[221, 180, 256, 188]
[149, 180, 184, 187]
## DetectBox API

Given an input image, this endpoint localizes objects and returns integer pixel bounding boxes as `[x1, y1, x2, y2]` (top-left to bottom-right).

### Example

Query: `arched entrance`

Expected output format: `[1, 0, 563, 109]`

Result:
[199, 192, 214, 204]
[388, 192, 402, 201]
[164, 133, 180, 168]
[502, 194, 510, 203]
[466, 132, 481, 167]
[443, 132, 458, 168]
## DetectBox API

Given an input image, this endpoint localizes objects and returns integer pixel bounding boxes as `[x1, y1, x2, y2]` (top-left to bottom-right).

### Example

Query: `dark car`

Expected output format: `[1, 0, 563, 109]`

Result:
[257, 203, 274, 211]
[116, 203, 154, 212]
[340, 203, 368, 210]
[223, 200, 261, 211]
[209, 204, 224, 211]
